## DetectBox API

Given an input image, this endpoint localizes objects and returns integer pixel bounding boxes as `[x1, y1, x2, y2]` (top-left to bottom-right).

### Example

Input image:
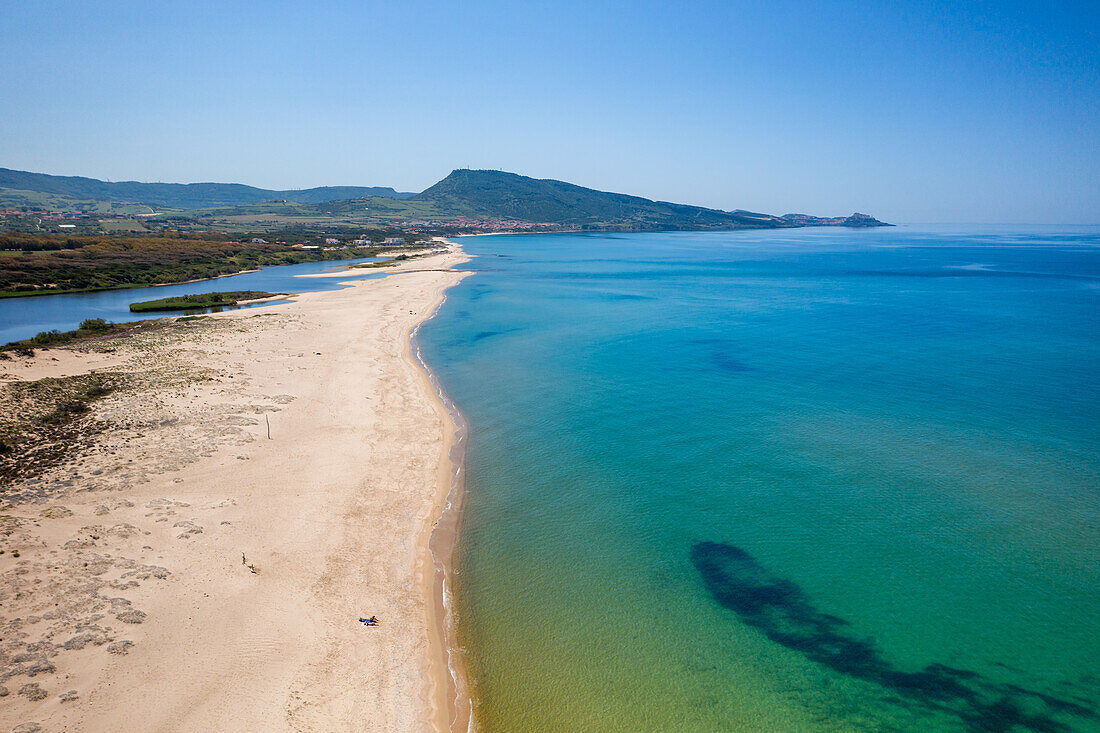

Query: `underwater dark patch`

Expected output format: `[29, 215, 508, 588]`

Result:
[472, 330, 502, 342]
[687, 339, 751, 373]
[471, 328, 523, 342]
[711, 353, 751, 372]
[598, 291, 654, 301]
[691, 541, 1095, 732]
[465, 285, 489, 302]
[468, 325, 527, 343]
[832, 269, 1100, 283]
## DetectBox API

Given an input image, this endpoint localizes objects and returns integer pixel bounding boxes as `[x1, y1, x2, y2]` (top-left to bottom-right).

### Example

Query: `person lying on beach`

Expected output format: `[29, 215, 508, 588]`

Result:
[359, 616, 379, 626]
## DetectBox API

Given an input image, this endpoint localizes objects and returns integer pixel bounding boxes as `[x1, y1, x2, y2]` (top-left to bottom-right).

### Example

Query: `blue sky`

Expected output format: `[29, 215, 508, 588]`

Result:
[1, 0, 1097, 223]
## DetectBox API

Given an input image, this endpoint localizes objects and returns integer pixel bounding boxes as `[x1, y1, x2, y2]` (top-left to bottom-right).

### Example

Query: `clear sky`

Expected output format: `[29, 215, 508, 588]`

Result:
[1, 0, 1097, 223]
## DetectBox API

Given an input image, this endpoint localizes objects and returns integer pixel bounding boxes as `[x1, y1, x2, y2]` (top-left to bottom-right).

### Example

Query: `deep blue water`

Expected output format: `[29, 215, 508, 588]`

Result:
[419, 226, 1100, 731]
[0, 257, 385, 343]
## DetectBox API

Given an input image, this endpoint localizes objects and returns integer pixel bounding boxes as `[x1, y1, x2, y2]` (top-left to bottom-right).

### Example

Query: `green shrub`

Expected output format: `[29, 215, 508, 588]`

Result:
[32, 330, 63, 345]
[79, 318, 111, 331]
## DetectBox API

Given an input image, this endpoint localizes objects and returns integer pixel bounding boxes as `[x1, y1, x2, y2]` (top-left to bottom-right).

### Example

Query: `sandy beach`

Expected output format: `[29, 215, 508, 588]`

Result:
[0, 243, 471, 731]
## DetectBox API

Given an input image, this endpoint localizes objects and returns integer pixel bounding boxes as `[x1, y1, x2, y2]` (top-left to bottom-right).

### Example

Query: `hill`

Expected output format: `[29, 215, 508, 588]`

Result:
[0, 166, 890, 232]
[0, 168, 414, 211]
[412, 169, 791, 230]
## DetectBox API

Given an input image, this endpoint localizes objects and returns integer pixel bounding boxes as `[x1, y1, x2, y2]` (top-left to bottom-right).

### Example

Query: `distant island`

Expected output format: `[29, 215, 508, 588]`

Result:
[0, 167, 890, 236]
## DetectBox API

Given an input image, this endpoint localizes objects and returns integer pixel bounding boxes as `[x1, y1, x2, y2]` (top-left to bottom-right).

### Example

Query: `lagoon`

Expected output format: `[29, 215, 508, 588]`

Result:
[0, 257, 384, 344]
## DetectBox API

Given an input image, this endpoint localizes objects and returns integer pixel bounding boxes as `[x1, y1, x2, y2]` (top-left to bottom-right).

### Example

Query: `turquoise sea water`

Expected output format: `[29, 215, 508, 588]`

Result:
[418, 227, 1100, 732]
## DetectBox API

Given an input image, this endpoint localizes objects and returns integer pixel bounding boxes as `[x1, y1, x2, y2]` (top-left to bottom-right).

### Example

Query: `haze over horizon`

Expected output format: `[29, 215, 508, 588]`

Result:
[1, 0, 1097, 224]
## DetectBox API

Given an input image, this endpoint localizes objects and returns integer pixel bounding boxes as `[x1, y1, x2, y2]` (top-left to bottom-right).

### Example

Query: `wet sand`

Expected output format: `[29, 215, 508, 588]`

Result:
[0, 243, 471, 731]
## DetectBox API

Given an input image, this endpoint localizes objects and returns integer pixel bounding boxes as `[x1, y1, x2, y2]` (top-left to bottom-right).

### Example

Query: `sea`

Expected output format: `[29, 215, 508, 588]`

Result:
[417, 226, 1100, 732]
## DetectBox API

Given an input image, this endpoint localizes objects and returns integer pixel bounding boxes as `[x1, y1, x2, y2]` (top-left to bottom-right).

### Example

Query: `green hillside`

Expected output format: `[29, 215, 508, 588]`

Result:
[412, 169, 787, 230]
[1, 166, 890, 232]
[0, 168, 414, 211]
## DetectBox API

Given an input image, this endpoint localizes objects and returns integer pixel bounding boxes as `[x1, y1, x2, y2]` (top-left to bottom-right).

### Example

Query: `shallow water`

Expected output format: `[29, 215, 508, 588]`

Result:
[419, 226, 1100, 731]
[0, 256, 385, 343]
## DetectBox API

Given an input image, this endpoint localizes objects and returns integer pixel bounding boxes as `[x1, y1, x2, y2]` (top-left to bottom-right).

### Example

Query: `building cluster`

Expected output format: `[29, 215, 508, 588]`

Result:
[388, 217, 551, 232]
[288, 236, 411, 250]
[346, 236, 404, 246]
[1, 209, 95, 222]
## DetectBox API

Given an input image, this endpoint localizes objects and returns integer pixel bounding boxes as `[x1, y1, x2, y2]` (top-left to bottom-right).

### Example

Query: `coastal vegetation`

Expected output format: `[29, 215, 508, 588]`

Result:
[0, 370, 124, 481]
[0, 235, 374, 296]
[129, 291, 281, 312]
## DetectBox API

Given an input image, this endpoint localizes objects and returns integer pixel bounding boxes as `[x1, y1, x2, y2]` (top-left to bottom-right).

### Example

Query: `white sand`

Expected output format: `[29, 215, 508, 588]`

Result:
[0, 244, 471, 731]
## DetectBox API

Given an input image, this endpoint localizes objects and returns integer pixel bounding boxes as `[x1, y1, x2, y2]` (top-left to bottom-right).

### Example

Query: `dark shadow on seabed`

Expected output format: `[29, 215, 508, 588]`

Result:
[691, 542, 1096, 732]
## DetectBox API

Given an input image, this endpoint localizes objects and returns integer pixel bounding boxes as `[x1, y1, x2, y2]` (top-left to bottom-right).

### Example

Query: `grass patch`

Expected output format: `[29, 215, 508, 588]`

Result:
[0, 372, 125, 483]
[129, 290, 281, 312]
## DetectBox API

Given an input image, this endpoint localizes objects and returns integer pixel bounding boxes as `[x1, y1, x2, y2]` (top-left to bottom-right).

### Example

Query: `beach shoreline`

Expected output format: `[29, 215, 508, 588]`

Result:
[399, 245, 476, 733]
[0, 242, 473, 731]
[412, 288, 474, 733]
